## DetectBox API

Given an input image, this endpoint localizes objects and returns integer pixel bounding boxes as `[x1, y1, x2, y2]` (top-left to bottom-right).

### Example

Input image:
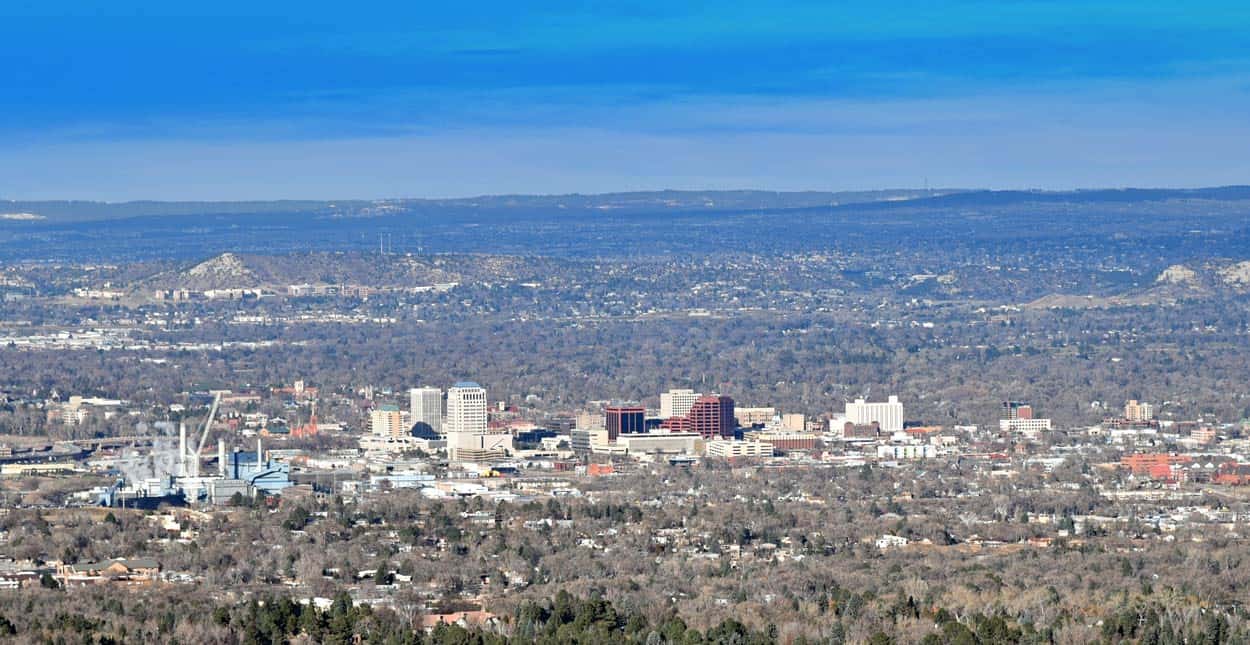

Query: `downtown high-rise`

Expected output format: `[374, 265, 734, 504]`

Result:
[409, 386, 443, 434]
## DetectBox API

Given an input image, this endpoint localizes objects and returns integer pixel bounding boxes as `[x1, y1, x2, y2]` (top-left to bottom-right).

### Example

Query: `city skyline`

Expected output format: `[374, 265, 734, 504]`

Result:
[6, 4, 1250, 641]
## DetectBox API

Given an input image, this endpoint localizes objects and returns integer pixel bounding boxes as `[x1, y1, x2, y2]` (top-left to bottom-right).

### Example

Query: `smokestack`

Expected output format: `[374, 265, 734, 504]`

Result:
[218, 439, 226, 477]
[257, 437, 263, 467]
[178, 423, 187, 478]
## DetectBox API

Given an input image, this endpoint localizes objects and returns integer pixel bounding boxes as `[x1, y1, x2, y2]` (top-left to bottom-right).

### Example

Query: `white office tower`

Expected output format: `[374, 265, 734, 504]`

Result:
[409, 386, 443, 434]
[446, 383, 487, 435]
[446, 382, 489, 460]
[660, 388, 700, 419]
[845, 395, 905, 433]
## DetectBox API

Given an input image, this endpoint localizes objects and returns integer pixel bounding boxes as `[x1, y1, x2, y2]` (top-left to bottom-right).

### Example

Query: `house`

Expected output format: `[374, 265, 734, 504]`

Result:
[420, 610, 497, 631]
[57, 558, 160, 586]
[875, 535, 910, 551]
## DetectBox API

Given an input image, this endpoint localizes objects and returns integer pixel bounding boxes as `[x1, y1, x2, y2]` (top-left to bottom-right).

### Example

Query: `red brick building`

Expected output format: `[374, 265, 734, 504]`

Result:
[687, 395, 736, 439]
[1121, 453, 1193, 481]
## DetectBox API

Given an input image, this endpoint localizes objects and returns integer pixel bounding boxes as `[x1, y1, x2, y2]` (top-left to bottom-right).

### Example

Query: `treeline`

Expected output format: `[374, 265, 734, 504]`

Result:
[0, 590, 774, 645]
[0, 588, 1245, 644]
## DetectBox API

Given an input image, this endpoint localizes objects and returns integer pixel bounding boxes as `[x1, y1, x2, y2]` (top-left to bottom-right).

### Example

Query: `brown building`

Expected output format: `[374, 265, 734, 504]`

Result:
[743, 431, 818, 452]
[604, 405, 645, 442]
[1002, 401, 1033, 420]
[1214, 463, 1250, 485]
[660, 416, 692, 433]
[658, 395, 735, 438]
[842, 421, 881, 440]
[687, 395, 736, 439]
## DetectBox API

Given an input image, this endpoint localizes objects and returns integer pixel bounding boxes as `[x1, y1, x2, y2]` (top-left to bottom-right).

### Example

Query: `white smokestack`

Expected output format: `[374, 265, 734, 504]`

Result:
[218, 439, 226, 477]
[257, 437, 263, 467]
[178, 423, 187, 478]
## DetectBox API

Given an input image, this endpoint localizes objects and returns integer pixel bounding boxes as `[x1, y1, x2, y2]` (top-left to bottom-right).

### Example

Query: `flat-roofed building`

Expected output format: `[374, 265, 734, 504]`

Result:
[446, 382, 489, 461]
[841, 421, 881, 440]
[780, 413, 805, 431]
[1002, 401, 1034, 420]
[743, 430, 818, 452]
[999, 417, 1052, 437]
[705, 439, 773, 459]
[876, 444, 936, 460]
[605, 405, 645, 441]
[448, 433, 511, 462]
[734, 407, 776, 427]
[370, 405, 405, 438]
[1124, 400, 1155, 423]
[660, 389, 699, 419]
[616, 432, 701, 456]
[845, 396, 904, 433]
[689, 395, 736, 439]
[409, 387, 443, 434]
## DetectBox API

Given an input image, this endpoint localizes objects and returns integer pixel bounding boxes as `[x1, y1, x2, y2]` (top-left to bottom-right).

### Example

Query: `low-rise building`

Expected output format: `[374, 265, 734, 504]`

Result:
[876, 444, 936, 460]
[705, 440, 773, 459]
[57, 558, 160, 586]
[875, 535, 909, 551]
[615, 432, 700, 456]
[742, 430, 818, 452]
[734, 407, 776, 427]
[999, 418, 1052, 437]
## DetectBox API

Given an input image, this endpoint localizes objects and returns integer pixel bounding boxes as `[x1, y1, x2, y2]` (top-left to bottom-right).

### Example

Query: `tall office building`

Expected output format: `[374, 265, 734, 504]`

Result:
[999, 399, 1052, 436]
[1124, 400, 1154, 422]
[409, 386, 443, 434]
[660, 388, 700, 419]
[845, 396, 904, 433]
[688, 395, 736, 439]
[370, 404, 405, 438]
[446, 382, 488, 436]
[1002, 401, 1034, 420]
[446, 382, 502, 461]
[605, 405, 646, 442]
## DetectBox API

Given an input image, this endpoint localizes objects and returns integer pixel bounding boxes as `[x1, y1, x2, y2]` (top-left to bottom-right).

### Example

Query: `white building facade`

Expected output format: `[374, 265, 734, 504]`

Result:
[409, 386, 443, 434]
[1000, 418, 1053, 437]
[705, 439, 774, 459]
[446, 382, 489, 461]
[660, 389, 700, 419]
[844, 396, 905, 433]
[446, 383, 487, 436]
[876, 444, 936, 460]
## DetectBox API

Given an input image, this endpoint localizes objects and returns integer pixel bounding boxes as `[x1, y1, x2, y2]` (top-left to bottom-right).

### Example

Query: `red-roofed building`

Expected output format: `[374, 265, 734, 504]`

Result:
[1214, 463, 1250, 485]
[1121, 453, 1193, 482]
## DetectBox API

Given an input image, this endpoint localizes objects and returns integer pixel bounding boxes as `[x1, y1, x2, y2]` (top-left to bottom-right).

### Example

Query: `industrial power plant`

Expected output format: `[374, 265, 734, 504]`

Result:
[96, 394, 291, 508]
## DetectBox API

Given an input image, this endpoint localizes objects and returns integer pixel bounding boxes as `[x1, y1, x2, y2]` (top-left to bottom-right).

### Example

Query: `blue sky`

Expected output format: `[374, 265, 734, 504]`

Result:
[2, 1, 1249, 200]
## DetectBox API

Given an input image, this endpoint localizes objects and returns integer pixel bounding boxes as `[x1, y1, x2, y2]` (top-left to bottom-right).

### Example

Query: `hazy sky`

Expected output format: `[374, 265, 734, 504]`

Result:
[3, 1, 1249, 200]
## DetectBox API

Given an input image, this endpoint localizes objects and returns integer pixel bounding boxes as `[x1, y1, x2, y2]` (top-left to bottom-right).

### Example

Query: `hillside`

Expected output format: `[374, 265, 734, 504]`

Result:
[136, 252, 472, 292]
[1025, 260, 1250, 309]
